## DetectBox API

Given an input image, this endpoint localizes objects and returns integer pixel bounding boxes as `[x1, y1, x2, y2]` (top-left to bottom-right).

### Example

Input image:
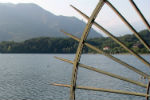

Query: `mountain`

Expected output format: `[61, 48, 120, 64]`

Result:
[0, 3, 102, 42]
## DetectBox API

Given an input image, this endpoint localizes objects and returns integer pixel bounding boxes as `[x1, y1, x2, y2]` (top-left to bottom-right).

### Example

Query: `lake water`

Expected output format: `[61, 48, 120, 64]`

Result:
[0, 54, 149, 100]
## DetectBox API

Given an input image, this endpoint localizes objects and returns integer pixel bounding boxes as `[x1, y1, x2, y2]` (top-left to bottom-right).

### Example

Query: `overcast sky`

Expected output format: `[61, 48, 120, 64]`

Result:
[0, 0, 149, 36]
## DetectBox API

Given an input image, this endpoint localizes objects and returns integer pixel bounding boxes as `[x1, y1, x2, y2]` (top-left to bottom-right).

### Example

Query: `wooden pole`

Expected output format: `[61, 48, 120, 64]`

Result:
[54, 56, 147, 88]
[69, 1, 105, 100]
[70, 5, 150, 68]
[60, 30, 150, 79]
[51, 83, 150, 97]
[129, 0, 150, 32]
[105, 1, 150, 51]
[146, 81, 150, 100]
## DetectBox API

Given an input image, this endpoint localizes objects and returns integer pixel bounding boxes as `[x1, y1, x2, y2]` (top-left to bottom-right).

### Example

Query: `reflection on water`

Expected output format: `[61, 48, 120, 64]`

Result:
[0, 54, 149, 100]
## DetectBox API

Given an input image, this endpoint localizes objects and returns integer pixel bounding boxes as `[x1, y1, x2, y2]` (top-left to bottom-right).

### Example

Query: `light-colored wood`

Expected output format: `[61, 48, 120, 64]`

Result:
[105, 1, 150, 52]
[70, 4, 150, 68]
[129, 0, 150, 32]
[69, 1, 105, 100]
[60, 30, 150, 79]
[53, 1, 150, 100]
[146, 81, 150, 100]
[51, 83, 150, 97]
[54, 56, 147, 88]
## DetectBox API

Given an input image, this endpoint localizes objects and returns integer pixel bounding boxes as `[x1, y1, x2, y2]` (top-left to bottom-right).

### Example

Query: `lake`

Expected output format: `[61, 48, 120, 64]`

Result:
[0, 54, 149, 100]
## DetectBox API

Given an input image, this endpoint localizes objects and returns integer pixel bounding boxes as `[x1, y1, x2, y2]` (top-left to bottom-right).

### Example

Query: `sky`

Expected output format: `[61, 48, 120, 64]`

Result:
[0, 0, 149, 36]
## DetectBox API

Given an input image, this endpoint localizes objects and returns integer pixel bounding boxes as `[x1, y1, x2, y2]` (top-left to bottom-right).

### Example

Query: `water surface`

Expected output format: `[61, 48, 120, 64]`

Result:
[0, 54, 149, 100]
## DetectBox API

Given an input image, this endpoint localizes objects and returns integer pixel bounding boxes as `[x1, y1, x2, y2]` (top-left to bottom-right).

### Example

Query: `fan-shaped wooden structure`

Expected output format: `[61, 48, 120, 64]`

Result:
[52, 0, 150, 100]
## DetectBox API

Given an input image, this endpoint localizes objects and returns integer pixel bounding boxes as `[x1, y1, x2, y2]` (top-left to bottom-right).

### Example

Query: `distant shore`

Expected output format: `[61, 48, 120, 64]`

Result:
[0, 29, 149, 54]
[0, 53, 149, 55]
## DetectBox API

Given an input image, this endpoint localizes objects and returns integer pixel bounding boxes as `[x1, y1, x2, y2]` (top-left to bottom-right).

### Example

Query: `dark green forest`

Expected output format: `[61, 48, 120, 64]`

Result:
[0, 30, 149, 54]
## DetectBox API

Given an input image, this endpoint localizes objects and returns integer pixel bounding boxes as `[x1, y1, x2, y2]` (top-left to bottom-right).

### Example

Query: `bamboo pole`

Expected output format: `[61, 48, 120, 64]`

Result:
[51, 83, 150, 97]
[105, 1, 150, 51]
[70, 5, 150, 68]
[69, 1, 105, 100]
[129, 0, 150, 32]
[146, 81, 150, 100]
[60, 30, 150, 79]
[54, 56, 147, 88]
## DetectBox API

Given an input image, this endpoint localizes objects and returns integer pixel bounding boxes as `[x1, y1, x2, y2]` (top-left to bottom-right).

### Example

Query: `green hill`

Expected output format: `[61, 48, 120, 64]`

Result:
[0, 29, 149, 54]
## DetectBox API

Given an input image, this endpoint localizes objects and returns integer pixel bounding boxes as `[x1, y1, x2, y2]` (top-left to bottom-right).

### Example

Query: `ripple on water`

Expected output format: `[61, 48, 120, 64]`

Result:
[0, 54, 149, 100]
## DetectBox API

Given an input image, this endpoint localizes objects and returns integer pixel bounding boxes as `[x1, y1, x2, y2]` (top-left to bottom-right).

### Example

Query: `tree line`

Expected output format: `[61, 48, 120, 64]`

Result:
[0, 30, 149, 54]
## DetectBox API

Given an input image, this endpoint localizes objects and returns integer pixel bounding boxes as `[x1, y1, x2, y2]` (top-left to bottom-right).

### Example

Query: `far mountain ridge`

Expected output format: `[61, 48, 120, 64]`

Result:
[0, 3, 102, 42]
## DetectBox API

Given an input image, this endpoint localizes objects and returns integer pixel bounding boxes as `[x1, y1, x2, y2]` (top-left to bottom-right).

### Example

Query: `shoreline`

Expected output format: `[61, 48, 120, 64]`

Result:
[0, 53, 149, 55]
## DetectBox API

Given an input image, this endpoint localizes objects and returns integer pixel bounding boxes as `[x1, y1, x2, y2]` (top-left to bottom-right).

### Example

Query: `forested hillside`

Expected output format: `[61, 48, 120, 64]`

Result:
[0, 30, 149, 54]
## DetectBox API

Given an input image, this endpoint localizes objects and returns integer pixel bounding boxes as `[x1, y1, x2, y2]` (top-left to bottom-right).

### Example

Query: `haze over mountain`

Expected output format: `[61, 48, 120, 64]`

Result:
[0, 3, 102, 41]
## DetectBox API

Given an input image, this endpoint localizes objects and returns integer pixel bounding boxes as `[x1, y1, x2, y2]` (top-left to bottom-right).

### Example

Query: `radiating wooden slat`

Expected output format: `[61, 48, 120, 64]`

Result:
[60, 30, 150, 79]
[69, 1, 105, 100]
[51, 1, 150, 99]
[54, 56, 147, 88]
[70, 5, 150, 68]
[105, 1, 150, 51]
[51, 83, 150, 97]
[146, 81, 150, 100]
[129, 0, 150, 31]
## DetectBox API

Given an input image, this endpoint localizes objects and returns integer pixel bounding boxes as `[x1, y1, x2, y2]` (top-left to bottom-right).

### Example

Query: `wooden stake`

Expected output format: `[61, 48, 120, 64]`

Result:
[60, 30, 150, 79]
[69, 1, 106, 100]
[129, 0, 150, 32]
[51, 83, 150, 97]
[105, 1, 150, 51]
[70, 5, 150, 68]
[54, 56, 147, 88]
